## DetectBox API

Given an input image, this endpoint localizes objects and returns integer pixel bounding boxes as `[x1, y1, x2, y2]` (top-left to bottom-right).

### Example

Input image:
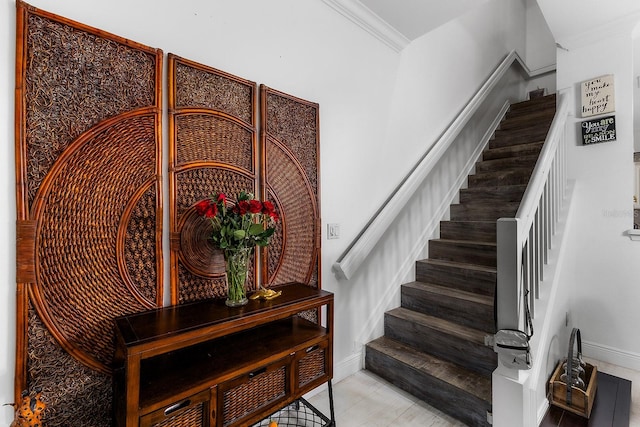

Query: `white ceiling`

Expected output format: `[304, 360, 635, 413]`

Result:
[324, 0, 640, 53]
[358, 0, 489, 40]
[536, 0, 640, 46]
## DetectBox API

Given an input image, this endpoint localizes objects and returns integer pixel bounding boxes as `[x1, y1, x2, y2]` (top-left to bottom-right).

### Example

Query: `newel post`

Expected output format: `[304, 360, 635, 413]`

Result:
[496, 218, 521, 331]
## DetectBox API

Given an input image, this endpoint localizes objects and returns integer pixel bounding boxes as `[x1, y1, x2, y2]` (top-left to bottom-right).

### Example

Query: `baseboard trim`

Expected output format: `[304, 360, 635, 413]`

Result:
[303, 351, 363, 399]
[334, 350, 364, 383]
[582, 340, 640, 372]
[536, 399, 550, 427]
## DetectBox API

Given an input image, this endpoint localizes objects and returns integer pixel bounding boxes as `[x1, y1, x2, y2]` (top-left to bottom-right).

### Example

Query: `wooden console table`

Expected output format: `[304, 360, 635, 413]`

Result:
[113, 282, 334, 427]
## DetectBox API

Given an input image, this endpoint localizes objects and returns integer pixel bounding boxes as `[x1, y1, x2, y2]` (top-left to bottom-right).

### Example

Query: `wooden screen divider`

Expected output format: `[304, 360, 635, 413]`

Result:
[14, 2, 163, 426]
[168, 54, 259, 304]
[260, 86, 321, 290]
[14, 3, 320, 426]
[168, 58, 321, 304]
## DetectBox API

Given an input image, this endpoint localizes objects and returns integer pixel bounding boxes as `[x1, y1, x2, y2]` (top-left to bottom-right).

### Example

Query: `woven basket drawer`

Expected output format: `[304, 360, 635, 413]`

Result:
[219, 359, 289, 427]
[140, 389, 212, 427]
[295, 339, 330, 392]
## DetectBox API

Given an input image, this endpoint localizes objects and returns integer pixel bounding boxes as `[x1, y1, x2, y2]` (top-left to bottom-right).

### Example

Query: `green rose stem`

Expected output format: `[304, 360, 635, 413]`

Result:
[224, 248, 251, 306]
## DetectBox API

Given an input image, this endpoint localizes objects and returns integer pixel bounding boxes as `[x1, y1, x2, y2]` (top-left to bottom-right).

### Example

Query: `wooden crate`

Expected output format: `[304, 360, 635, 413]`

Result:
[548, 360, 598, 418]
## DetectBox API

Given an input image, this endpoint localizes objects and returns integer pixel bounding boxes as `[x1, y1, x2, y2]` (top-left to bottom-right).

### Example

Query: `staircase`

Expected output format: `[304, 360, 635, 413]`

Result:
[365, 94, 557, 426]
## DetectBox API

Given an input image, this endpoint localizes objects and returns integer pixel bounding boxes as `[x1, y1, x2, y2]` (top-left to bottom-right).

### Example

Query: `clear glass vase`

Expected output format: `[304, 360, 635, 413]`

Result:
[223, 248, 251, 307]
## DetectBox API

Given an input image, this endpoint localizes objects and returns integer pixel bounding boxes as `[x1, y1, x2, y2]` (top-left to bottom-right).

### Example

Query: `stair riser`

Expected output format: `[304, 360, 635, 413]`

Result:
[429, 240, 496, 267]
[468, 171, 531, 188]
[401, 285, 495, 333]
[499, 111, 556, 130]
[416, 261, 495, 296]
[384, 313, 497, 377]
[449, 204, 518, 221]
[504, 106, 556, 120]
[439, 221, 496, 243]
[365, 347, 491, 427]
[497, 127, 552, 144]
[482, 142, 543, 161]
[489, 135, 547, 150]
[508, 95, 556, 117]
[475, 156, 538, 173]
[459, 186, 526, 204]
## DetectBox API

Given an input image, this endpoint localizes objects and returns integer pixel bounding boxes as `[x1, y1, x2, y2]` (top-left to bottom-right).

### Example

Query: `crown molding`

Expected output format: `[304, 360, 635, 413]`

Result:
[321, 0, 409, 52]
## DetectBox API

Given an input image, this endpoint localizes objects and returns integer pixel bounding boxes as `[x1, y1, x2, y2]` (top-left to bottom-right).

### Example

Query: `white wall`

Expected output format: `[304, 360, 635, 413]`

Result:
[525, 0, 554, 71]
[556, 27, 640, 370]
[634, 27, 640, 153]
[524, 0, 556, 95]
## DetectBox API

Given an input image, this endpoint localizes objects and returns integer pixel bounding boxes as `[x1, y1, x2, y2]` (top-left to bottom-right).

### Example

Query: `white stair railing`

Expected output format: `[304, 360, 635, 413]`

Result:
[496, 90, 569, 332]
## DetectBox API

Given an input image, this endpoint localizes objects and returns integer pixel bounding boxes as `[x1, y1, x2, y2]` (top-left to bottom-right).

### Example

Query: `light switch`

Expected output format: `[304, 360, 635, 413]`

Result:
[327, 223, 340, 240]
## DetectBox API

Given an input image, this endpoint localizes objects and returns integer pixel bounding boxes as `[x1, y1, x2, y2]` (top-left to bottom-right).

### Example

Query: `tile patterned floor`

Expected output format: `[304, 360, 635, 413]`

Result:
[306, 359, 640, 426]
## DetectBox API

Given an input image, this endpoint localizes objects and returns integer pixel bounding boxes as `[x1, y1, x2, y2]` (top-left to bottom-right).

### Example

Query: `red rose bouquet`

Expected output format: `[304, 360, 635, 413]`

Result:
[195, 191, 279, 306]
[195, 191, 278, 252]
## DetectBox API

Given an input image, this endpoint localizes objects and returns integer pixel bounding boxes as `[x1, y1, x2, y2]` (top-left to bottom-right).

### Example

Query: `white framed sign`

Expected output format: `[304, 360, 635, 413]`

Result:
[581, 74, 615, 117]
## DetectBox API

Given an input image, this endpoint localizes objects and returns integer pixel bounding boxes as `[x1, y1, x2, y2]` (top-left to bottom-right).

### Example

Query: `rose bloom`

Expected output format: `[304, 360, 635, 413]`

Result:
[195, 200, 217, 218]
[262, 201, 275, 215]
[235, 200, 250, 215]
[249, 199, 263, 214]
[262, 201, 278, 221]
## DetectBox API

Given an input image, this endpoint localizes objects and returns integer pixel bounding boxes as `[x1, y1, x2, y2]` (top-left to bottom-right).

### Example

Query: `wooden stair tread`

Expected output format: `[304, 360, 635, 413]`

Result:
[499, 111, 556, 130]
[482, 141, 544, 160]
[491, 126, 551, 147]
[417, 258, 497, 275]
[415, 256, 496, 297]
[452, 201, 520, 209]
[509, 93, 556, 111]
[495, 120, 551, 134]
[404, 281, 493, 307]
[505, 106, 556, 118]
[440, 219, 497, 227]
[471, 167, 534, 179]
[429, 238, 497, 267]
[387, 307, 487, 345]
[450, 204, 519, 221]
[459, 185, 527, 203]
[431, 238, 496, 247]
[476, 153, 540, 171]
[439, 220, 497, 243]
[468, 170, 532, 188]
[460, 184, 527, 194]
[367, 336, 492, 403]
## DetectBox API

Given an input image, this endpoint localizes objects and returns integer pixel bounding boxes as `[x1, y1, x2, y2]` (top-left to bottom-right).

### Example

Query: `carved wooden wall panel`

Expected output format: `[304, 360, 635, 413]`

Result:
[168, 55, 258, 304]
[15, 2, 162, 425]
[261, 86, 321, 289]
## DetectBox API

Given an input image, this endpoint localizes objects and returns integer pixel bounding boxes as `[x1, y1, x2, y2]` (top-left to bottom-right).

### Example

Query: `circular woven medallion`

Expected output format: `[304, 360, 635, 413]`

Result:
[178, 205, 225, 278]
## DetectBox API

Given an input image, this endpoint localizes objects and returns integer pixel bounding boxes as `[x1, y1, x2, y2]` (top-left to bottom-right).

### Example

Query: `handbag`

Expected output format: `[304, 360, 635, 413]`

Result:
[494, 289, 533, 370]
